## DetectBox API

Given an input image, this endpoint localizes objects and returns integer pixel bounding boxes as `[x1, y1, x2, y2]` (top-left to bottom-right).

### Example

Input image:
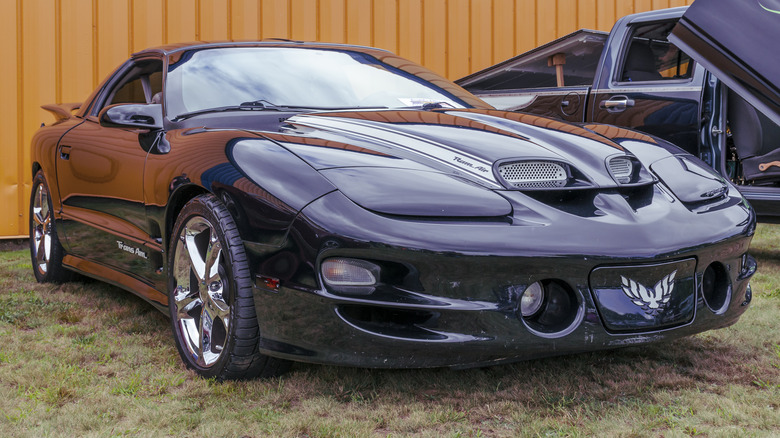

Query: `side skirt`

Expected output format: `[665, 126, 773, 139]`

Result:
[62, 254, 169, 314]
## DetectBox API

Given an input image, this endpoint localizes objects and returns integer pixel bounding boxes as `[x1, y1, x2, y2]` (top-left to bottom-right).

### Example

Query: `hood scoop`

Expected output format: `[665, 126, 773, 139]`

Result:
[498, 161, 568, 188]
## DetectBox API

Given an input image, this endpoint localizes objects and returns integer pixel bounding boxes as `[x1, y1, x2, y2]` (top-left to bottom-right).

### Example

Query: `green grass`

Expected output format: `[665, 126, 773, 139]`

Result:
[1, 227, 779, 437]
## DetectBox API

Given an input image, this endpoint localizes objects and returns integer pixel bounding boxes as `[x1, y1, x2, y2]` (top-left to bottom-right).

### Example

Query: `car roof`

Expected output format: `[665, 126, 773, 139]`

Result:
[131, 40, 390, 58]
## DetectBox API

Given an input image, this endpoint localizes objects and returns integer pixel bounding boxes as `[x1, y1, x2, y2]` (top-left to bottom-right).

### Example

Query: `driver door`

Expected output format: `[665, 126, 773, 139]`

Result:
[56, 57, 163, 278]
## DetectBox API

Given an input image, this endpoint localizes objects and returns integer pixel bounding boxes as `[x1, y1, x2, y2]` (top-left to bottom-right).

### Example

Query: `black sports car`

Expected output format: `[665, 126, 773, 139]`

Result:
[30, 41, 756, 379]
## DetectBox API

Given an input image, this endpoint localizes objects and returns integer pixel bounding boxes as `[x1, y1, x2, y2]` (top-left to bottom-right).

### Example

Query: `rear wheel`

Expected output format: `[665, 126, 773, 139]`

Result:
[29, 171, 72, 283]
[168, 194, 290, 380]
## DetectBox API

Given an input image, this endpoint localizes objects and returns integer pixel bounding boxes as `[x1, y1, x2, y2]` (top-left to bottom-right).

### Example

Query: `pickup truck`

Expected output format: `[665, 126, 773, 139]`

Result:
[457, 3, 780, 222]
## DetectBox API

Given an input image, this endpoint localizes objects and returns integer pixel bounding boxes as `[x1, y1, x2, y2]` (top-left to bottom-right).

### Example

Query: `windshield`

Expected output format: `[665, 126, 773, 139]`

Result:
[165, 47, 485, 119]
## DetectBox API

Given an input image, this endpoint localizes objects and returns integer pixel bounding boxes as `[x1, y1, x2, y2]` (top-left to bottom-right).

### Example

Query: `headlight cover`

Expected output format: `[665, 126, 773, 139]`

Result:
[319, 167, 513, 217]
[651, 155, 728, 203]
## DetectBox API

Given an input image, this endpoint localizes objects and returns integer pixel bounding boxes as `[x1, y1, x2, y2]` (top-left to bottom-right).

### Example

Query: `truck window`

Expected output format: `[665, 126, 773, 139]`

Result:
[620, 22, 693, 83]
[459, 30, 607, 91]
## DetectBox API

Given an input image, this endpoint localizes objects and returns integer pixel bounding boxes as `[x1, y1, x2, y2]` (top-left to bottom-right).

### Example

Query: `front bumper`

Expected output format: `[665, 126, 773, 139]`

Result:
[249, 241, 755, 369]
[246, 187, 755, 368]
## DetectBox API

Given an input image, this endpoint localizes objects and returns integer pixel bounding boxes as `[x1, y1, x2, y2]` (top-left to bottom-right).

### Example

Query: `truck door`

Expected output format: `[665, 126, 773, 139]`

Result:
[589, 19, 704, 155]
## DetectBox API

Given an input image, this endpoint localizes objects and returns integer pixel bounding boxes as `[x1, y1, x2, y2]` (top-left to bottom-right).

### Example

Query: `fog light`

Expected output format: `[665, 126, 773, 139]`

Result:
[520, 282, 545, 317]
[518, 279, 581, 337]
[321, 258, 379, 287]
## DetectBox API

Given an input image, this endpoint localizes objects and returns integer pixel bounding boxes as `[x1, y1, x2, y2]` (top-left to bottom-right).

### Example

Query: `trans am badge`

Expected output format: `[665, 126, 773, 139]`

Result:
[621, 271, 677, 313]
[116, 240, 149, 260]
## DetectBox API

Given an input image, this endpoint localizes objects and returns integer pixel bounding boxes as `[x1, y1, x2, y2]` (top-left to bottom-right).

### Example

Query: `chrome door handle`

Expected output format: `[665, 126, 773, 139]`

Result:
[600, 96, 636, 111]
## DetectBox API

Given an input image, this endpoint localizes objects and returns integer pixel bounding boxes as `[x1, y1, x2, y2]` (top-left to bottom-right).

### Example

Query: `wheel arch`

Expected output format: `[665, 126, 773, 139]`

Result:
[164, 184, 209, 253]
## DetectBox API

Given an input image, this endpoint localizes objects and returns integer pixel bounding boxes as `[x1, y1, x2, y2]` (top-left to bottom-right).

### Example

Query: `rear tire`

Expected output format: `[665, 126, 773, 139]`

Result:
[29, 171, 73, 283]
[168, 194, 291, 380]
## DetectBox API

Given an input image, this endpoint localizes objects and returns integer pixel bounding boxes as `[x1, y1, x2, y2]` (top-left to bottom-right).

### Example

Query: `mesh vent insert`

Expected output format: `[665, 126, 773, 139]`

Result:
[608, 156, 633, 183]
[498, 161, 568, 188]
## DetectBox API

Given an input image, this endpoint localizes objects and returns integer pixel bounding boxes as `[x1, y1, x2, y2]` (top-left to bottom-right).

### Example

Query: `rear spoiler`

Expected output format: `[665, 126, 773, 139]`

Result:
[41, 103, 81, 122]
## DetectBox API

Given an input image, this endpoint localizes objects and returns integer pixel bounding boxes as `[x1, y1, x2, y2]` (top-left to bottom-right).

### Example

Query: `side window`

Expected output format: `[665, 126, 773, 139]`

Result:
[457, 30, 608, 91]
[149, 71, 163, 102]
[620, 21, 693, 83]
[111, 76, 147, 104]
[100, 59, 164, 110]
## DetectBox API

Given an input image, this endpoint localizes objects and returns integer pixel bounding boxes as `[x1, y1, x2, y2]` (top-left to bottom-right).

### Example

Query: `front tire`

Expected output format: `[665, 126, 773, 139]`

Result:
[168, 194, 290, 380]
[29, 171, 72, 283]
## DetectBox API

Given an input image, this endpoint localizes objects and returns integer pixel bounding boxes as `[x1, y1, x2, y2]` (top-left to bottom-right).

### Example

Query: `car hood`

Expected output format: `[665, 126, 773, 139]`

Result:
[669, 0, 780, 126]
[228, 108, 731, 218]
[278, 108, 650, 191]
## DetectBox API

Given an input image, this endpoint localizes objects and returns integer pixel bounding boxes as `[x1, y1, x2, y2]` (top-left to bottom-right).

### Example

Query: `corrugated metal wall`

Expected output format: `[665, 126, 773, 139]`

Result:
[0, 0, 693, 238]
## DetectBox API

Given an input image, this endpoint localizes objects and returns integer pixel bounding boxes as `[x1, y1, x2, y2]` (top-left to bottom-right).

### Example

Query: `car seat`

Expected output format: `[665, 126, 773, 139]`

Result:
[727, 89, 780, 182]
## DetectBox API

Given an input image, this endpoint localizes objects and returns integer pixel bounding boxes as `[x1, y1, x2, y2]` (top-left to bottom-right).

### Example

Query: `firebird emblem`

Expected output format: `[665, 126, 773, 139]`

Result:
[620, 271, 677, 312]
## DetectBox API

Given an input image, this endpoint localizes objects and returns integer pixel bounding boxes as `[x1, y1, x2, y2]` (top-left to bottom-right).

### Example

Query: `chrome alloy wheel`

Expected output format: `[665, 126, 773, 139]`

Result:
[172, 216, 231, 368]
[31, 183, 52, 275]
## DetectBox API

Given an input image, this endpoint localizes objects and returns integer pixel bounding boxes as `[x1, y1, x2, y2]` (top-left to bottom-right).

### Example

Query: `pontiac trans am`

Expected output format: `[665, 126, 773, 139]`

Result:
[30, 41, 757, 379]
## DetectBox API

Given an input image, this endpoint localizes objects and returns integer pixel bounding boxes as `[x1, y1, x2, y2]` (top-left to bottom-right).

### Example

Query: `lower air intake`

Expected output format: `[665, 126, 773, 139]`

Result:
[498, 161, 568, 188]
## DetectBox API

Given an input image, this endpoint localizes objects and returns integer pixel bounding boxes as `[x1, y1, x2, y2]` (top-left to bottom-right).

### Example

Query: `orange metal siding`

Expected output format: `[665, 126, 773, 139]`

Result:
[0, 0, 693, 238]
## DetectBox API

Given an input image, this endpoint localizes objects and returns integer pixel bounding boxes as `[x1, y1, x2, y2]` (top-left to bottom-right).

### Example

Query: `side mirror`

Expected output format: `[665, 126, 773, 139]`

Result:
[99, 103, 163, 129]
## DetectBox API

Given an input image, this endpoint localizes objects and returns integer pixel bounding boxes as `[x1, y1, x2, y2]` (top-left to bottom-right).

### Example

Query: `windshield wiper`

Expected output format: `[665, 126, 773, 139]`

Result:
[241, 100, 388, 111]
[400, 101, 456, 111]
[171, 100, 304, 121]
[171, 105, 262, 122]
[172, 100, 388, 122]
[239, 99, 290, 110]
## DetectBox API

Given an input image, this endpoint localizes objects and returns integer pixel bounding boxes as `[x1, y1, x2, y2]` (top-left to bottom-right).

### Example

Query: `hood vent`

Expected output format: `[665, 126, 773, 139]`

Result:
[498, 161, 568, 188]
[608, 156, 634, 184]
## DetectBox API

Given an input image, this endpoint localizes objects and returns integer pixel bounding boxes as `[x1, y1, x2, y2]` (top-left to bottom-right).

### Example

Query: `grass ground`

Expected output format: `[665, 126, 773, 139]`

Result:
[0, 227, 779, 437]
